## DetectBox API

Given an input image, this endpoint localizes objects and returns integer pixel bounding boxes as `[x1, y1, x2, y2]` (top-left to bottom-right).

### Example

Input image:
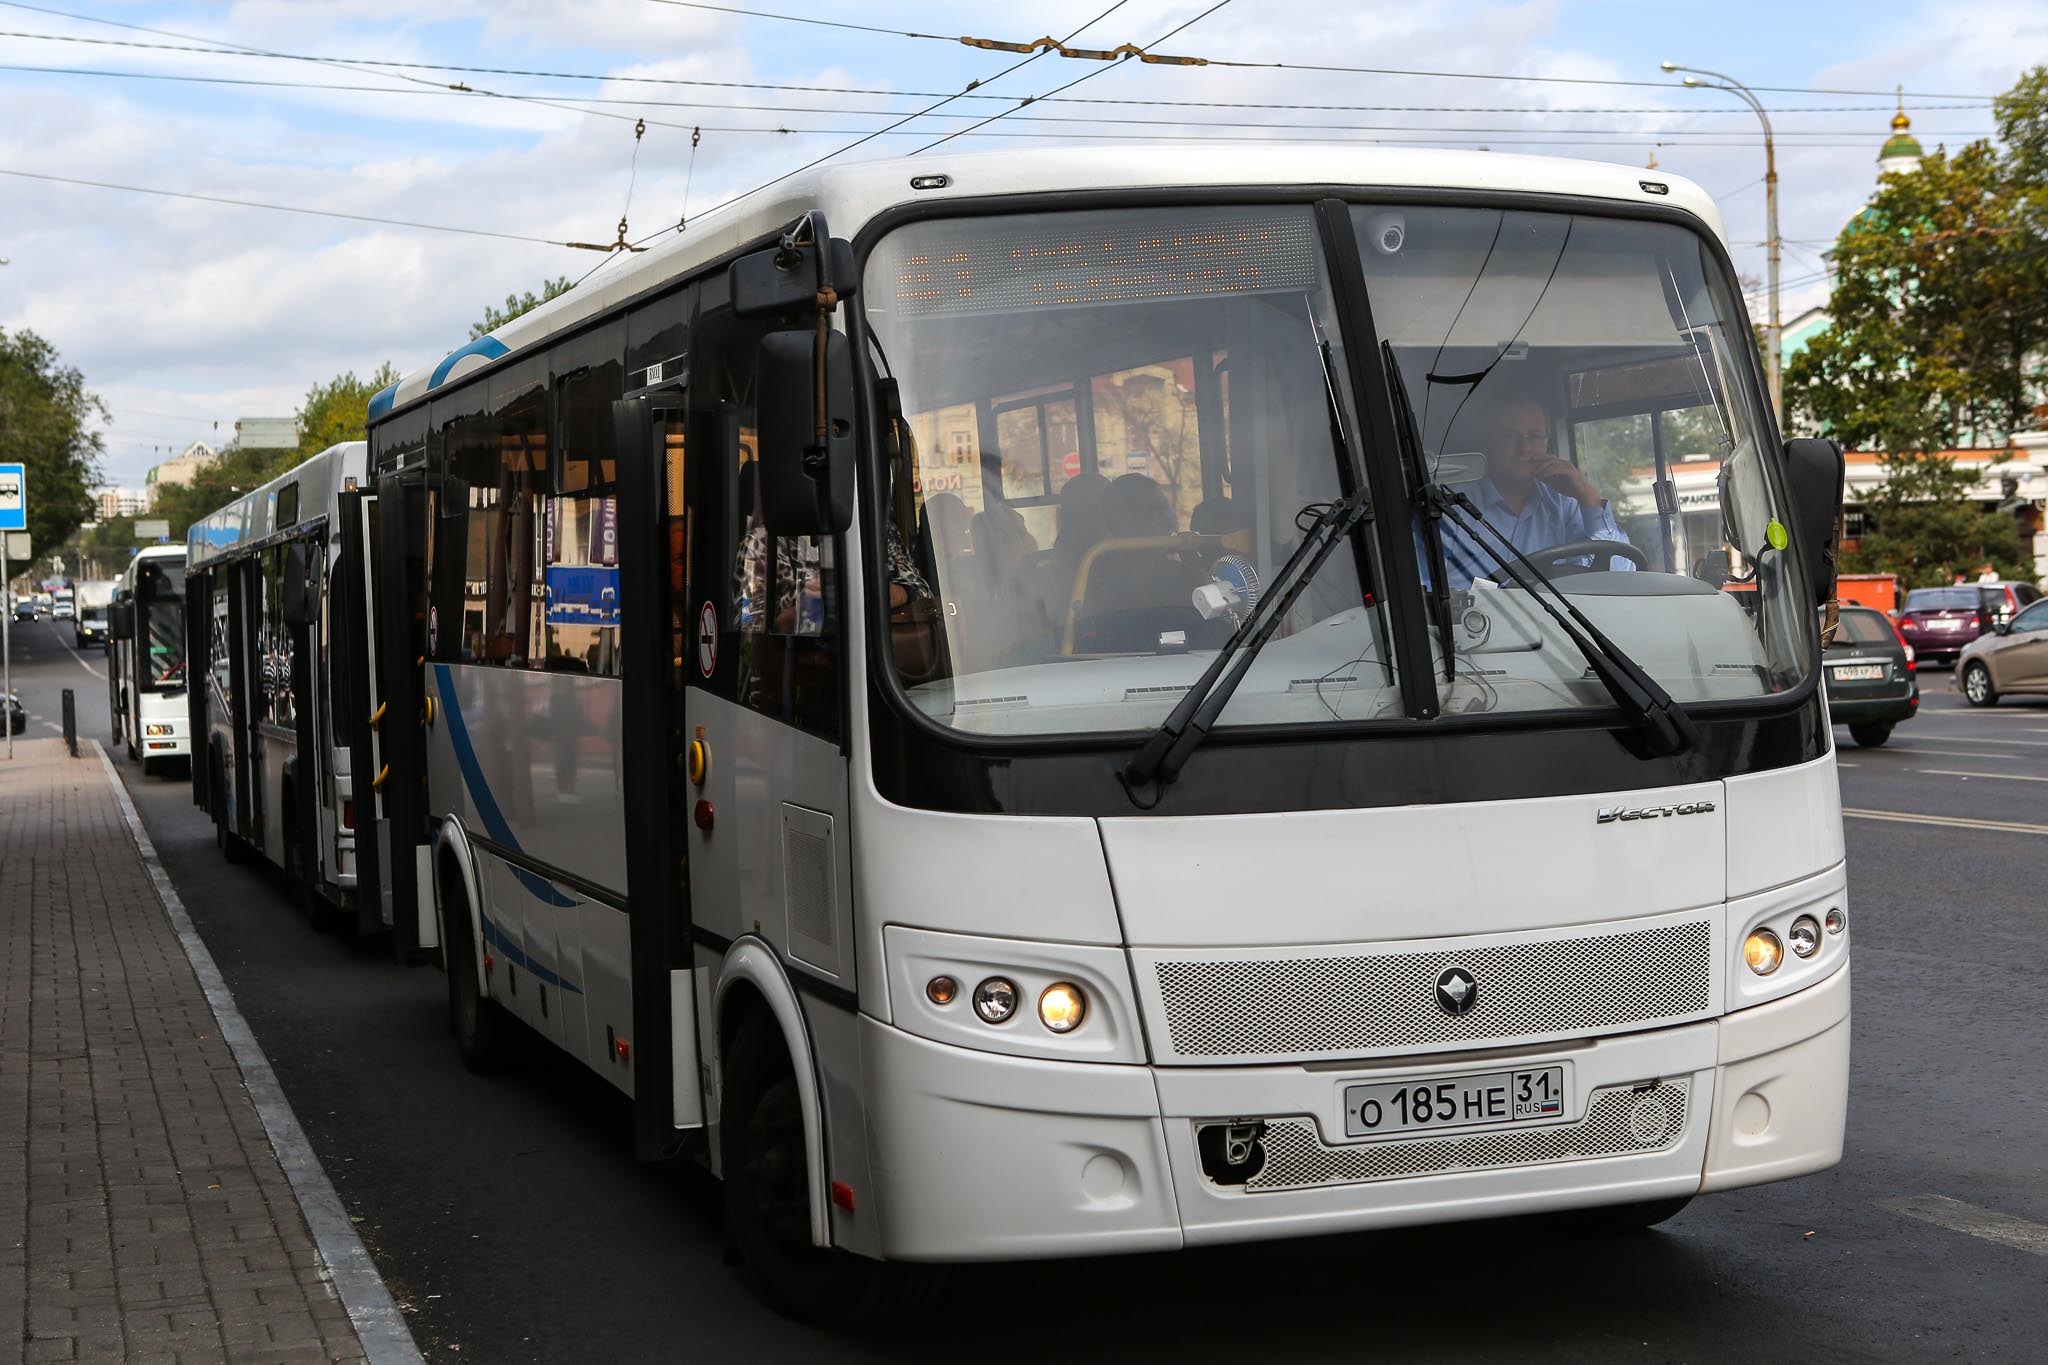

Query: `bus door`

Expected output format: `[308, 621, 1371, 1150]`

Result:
[187, 567, 211, 810]
[615, 390, 703, 1158]
[335, 490, 390, 938]
[223, 560, 257, 842]
[371, 473, 437, 955]
[281, 538, 322, 903]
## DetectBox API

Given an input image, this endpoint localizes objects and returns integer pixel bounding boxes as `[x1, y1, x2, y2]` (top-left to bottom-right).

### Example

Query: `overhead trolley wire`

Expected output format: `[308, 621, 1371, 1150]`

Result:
[5, 60, 2001, 141]
[0, 166, 610, 248]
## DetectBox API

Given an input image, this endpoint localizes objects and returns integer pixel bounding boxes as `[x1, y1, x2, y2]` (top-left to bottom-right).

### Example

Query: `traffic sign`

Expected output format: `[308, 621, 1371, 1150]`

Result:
[0, 463, 24, 532]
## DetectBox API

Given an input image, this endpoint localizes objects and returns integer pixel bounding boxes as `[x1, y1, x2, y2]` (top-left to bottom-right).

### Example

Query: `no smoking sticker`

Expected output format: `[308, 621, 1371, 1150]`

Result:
[698, 601, 718, 677]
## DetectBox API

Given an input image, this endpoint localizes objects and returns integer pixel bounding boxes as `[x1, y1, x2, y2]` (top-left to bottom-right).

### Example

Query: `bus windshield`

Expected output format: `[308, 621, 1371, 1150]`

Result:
[864, 201, 1809, 738]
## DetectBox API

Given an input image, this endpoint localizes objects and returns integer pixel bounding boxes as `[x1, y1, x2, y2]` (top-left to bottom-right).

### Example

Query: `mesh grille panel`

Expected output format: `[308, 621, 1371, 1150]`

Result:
[784, 826, 834, 949]
[1155, 921, 1712, 1060]
[1241, 1082, 1690, 1191]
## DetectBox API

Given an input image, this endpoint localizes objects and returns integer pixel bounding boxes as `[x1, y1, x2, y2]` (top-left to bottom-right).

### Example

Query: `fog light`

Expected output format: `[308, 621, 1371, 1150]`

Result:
[925, 975, 958, 1006]
[1825, 907, 1846, 936]
[1038, 982, 1087, 1034]
[971, 977, 1017, 1024]
[1788, 915, 1822, 958]
[1744, 929, 1784, 976]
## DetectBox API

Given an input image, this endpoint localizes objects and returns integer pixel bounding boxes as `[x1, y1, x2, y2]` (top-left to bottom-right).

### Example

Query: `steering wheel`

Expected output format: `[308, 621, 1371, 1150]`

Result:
[1526, 539, 1648, 575]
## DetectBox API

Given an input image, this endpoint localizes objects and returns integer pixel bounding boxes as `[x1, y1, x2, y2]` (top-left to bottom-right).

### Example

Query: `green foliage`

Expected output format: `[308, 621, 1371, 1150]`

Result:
[470, 276, 574, 340]
[1842, 452, 2032, 588]
[295, 363, 399, 462]
[0, 327, 105, 553]
[1785, 66, 2048, 451]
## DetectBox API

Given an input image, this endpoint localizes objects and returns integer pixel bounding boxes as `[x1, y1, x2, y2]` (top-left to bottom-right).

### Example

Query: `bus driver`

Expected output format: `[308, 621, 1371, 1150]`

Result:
[1435, 392, 1634, 589]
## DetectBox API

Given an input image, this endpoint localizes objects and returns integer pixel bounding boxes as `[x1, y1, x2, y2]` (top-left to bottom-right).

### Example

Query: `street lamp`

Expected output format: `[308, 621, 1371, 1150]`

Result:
[1662, 61, 1781, 425]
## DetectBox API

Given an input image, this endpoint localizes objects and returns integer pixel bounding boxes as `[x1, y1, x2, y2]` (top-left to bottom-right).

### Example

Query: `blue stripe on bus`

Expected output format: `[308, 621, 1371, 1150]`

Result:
[428, 336, 509, 390]
[479, 907, 583, 995]
[434, 663, 582, 935]
[366, 380, 400, 421]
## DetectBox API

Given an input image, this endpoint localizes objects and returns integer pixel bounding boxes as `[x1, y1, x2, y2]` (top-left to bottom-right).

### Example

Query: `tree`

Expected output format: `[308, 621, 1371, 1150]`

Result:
[1843, 452, 2032, 588]
[470, 277, 574, 340]
[1785, 66, 2048, 450]
[0, 327, 105, 554]
[295, 363, 398, 461]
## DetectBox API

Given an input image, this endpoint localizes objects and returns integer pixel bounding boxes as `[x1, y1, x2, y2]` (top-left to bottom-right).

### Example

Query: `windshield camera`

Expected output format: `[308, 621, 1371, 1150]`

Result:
[1367, 211, 1406, 255]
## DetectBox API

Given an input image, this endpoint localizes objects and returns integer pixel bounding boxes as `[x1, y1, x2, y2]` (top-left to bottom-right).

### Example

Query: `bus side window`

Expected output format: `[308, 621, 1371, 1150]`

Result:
[549, 361, 626, 678]
[693, 294, 840, 741]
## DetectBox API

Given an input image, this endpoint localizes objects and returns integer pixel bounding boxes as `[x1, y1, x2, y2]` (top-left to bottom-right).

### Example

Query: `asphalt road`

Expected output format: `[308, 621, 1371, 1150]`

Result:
[8, 613, 2046, 1362]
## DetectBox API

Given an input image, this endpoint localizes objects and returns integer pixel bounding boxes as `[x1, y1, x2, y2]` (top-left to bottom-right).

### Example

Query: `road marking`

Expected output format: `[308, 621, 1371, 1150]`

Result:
[1879, 1195, 2048, 1257]
[95, 743, 424, 1364]
[1835, 760, 1857, 767]
[1879, 734, 2048, 747]
[1875, 753, 2039, 765]
[1914, 768, 2048, 783]
[1844, 807, 2048, 835]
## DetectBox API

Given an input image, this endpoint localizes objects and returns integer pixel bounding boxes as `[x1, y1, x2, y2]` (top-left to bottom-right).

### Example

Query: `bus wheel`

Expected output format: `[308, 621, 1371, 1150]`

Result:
[211, 755, 247, 865]
[722, 1015, 900, 1327]
[1559, 1195, 1693, 1233]
[443, 875, 510, 1074]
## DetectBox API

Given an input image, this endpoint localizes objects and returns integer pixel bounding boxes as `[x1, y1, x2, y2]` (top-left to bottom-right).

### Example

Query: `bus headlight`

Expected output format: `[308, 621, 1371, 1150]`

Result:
[1788, 915, 1822, 959]
[972, 977, 1018, 1024]
[1743, 929, 1784, 976]
[144, 724, 172, 736]
[1038, 982, 1087, 1034]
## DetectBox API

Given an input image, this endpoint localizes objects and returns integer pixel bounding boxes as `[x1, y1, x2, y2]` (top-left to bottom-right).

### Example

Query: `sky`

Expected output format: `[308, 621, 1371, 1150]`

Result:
[0, 0, 2040, 490]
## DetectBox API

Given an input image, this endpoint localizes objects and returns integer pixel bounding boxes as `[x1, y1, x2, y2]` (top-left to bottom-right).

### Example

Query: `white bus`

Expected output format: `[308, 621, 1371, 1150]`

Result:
[108, 544, 190, 774]
[187, 442, 374, 931]
[358, 145, 1849, 1321]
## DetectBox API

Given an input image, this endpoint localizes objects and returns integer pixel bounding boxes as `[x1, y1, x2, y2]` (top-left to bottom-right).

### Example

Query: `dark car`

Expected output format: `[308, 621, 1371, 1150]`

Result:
[5, 694, 22, 736]
[1825, 605, 1918, 746]
[11, 598, 35, 623]
[1979, 579, 2044, 627]
[1895, 586, 1996, 666]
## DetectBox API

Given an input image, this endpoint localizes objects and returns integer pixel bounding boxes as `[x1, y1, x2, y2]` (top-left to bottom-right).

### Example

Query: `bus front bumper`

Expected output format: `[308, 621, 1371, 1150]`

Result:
[856, 965, 1847, 1261]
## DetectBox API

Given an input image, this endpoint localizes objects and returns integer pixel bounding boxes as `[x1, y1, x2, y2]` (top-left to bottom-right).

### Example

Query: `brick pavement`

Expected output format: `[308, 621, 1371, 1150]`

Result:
[0, 740, 370, 1363]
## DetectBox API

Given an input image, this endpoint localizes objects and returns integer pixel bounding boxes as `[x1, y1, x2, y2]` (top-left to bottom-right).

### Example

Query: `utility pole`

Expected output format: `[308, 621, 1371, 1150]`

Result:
[1663, 62, 1781, 426]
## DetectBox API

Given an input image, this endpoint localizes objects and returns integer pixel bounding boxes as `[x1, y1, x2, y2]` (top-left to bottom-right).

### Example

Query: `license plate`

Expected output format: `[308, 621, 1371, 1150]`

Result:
[1343, 1065, 1566, 1139]
[1932, 618, 1960, 630]
[1832, 663, 1885, 681]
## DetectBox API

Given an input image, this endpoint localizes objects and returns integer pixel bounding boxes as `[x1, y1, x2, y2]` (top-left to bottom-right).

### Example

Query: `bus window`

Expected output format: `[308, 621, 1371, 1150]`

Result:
[549, 362, 625, 677]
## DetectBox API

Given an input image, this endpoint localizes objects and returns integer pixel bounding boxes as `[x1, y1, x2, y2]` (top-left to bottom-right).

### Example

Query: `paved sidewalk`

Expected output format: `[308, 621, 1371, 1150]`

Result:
[0, 740, 377, 1363]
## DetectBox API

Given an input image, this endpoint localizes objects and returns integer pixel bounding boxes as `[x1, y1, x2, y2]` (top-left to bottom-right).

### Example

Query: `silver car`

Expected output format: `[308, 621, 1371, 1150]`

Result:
[1957, 596, 2048, 706]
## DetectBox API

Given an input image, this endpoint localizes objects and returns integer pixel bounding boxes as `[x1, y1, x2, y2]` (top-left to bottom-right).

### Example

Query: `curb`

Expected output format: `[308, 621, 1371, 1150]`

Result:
[95, 741, 425, 1365]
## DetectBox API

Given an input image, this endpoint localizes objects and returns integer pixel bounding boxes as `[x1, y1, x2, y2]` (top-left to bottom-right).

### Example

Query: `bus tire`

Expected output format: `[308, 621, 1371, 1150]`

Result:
[211, 752, 247, 865]
[441, 867, 511, 1074]
[1559, 1195, 1693, 1233]
[721, 1014, 905, 1327]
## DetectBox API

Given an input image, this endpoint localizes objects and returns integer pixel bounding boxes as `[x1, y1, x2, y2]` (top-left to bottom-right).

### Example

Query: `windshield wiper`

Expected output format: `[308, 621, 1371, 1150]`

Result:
[1382, 342, 1457, 681]
[1432, 491, 1699, 756]
[1124, 326, 1372, 797]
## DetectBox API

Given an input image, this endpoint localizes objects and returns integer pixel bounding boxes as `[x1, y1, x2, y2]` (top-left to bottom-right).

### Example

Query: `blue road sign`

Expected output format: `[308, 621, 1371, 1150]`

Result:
[0, 464, 24, 532]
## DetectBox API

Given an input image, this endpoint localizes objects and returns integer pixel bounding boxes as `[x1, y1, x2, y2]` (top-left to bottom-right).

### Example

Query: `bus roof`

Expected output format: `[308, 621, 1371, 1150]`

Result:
[367, 143, 1723, 424]
[187, 441, 367, 569]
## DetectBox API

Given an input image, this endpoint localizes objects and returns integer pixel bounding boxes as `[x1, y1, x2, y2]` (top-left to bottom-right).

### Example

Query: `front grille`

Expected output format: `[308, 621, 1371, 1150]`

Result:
[1153, 920, 1713, 1061]
[1240, 1081, 1690, 1192]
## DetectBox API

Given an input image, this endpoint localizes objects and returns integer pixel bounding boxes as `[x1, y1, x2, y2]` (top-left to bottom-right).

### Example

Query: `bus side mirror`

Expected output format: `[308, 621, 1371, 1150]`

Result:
[1783, 437, 1845, 608]
[757, 328, 854, 537]
[109, 600, 134, 641]
[281, 542, 316, 627]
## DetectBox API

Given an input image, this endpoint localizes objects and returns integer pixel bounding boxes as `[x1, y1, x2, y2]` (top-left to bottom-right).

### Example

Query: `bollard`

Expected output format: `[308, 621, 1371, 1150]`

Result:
[62, 688, 76, 758]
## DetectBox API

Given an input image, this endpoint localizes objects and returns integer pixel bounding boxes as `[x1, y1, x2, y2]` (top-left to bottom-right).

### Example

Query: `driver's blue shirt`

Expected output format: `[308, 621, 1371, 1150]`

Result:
[1425, 478, 1634, 589]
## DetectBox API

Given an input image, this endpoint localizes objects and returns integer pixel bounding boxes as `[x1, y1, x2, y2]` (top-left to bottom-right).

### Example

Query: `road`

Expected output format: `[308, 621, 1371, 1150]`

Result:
[8, 613, 2046, 1362]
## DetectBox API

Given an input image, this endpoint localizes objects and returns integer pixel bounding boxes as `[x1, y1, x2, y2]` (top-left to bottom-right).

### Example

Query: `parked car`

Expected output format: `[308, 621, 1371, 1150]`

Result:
[1824, 605, 1919, 745]
[1957, 597, 2048, 706]
[1978, 579, 2044, 627]
[1895, 586, 1996, 666]
[5, 694, 22, 736]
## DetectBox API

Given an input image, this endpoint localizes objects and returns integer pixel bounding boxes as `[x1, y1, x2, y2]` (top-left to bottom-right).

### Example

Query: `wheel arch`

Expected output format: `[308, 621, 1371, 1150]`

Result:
[714, 939, 831, 1249]
[431, 819, 487, 988]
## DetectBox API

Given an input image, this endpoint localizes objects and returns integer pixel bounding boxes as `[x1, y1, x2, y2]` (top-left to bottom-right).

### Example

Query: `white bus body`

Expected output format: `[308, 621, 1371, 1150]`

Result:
[360, 144, 1849, 1319]
[188, 442, 373, 928]
[108, 546, 190, 773]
